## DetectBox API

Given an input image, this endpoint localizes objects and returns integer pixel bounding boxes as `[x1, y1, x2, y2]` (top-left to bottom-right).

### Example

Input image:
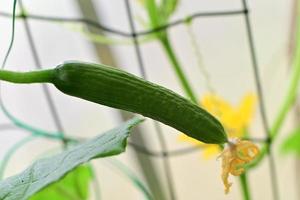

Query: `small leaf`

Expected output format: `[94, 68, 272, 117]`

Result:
[0, 117, 143, 200]
[159, 0, 179, 20]
[281, 127, 300, 155]
[29, 165, 92, 200]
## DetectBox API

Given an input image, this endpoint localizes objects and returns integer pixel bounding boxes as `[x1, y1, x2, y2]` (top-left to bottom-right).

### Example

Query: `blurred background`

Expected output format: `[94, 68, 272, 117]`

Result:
[0, 0, 299, 199]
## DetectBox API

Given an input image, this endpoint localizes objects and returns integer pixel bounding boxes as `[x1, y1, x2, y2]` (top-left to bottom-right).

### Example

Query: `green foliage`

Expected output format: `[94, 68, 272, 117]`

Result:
[140, 0, 178, 40]
[281, 127, 300, 156]
[30, 165, 92, 200]
[159, 0, 178, 21]
[0, 117, 143, 200]
[142, 0, 178, 28]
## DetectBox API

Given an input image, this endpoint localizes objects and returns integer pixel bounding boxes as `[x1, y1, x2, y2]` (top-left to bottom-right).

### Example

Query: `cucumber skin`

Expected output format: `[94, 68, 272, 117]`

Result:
[52, 61, 227, 144]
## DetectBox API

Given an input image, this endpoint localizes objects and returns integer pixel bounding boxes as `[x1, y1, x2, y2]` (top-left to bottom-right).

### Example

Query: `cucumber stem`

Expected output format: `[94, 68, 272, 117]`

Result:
[0, 69, 54, 84]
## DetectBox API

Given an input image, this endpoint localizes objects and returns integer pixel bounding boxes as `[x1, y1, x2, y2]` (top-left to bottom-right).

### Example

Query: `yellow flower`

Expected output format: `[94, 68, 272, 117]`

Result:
[178, 93, 258, 194]
[178, 93, 256, 159]
[201, 93, 256, 138]
[220, 138, 259, 194]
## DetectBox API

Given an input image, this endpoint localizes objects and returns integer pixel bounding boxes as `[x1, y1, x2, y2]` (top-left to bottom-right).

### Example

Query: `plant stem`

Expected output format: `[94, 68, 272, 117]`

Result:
[239, 131, 252, 200]
[239, 173, 251, 200]
[248, 20, 300, 168]
[143, 0, 197, 103]
[271, 38, 300, 139]
[0, 68, 55, 84]
[159, 36, 198, 103]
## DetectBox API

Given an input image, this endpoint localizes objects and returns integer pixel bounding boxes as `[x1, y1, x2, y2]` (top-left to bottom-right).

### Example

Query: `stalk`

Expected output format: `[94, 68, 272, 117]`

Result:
[248, 11, 300, 168]
[239, 173, 251, 200]
[143, 0, 198, 103]
[0, 69, 54, 84]
[159, 36, 198, 104]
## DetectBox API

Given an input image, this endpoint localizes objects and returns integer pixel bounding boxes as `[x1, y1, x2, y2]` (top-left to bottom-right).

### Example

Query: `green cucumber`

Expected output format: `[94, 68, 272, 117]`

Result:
[0, 61, 227, 144]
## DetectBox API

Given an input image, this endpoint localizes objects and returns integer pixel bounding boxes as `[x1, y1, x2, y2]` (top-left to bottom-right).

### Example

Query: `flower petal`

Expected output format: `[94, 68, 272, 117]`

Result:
[238, 93, 256, 127]
[220, 139, 259, 194]
[202, 145, 220, 159]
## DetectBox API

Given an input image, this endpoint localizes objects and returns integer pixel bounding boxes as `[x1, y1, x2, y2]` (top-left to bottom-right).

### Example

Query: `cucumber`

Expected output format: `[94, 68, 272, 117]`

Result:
[0, 61, 227, 144]
[52, 61, 227, 144]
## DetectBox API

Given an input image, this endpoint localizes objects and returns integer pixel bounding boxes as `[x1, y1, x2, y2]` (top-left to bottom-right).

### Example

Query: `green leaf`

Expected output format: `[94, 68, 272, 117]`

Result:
[145, 0, 161, 28]
[159, 0, 179, 20]
[142, 0, 179, 28]
[29, 165, 92, 200]
[281, 127, 300, 155]
[0, 117, 143, 200]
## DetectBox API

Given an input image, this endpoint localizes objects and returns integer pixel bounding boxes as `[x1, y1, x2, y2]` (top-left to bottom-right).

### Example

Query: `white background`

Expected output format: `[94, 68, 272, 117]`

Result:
[0, 0, 298, 199]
